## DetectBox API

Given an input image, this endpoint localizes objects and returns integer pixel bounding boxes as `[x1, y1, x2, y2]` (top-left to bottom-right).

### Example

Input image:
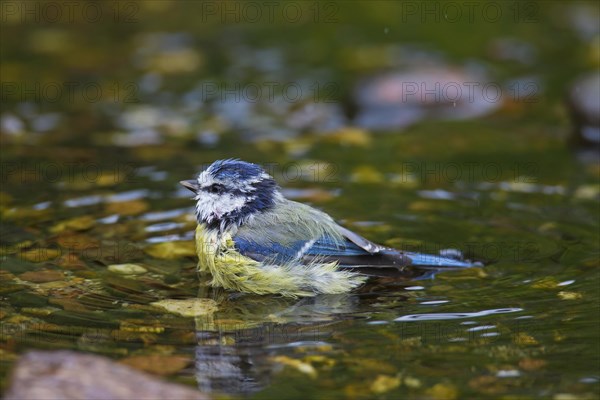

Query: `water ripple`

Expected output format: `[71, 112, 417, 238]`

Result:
[394, 308, 523, 322]
[139, 208, 191, 221]
[106, 189, 150, 203]
[145, 231, 194, 243]
[145, 222, 185, 233]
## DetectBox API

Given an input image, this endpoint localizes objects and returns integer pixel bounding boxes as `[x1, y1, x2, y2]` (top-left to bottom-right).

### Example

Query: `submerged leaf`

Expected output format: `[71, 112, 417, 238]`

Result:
[403, 376, 421, 388]
[272, 356, 317, 378]
[468, 375, 505, 395]
[2, 207, 49, 221]
[54, 233, 100, 251]
[557, 291, 583, 300]
[531, 277, 560, 289]
[19, 248, 61, 263]
[144, 241, 196, 259]
[0, 192, 13, 206]
[426, 383, 459, 400]
[324, 127, 372, 147]
[56, 254, 87, 270]
[518, 358, 547, 371]
[108, 264, 148, 275]
[514, 332, 539, 346]
[350, 165, 384, 183]
[19, 270, 64, 283]
[370, 374, 401, 394]
[0, 241, 34, 256]
[105, 200, 149, 216]
[50, 215, 96, 233]
[151, 298, 218, 317]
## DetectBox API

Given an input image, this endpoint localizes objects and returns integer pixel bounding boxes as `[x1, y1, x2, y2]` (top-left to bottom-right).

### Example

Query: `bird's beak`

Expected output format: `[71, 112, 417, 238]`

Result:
[179, 180, 199, 193]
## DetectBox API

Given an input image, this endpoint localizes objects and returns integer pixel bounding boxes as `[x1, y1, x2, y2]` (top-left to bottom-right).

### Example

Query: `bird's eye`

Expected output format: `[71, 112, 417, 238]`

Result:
[207, 184, 225, 194]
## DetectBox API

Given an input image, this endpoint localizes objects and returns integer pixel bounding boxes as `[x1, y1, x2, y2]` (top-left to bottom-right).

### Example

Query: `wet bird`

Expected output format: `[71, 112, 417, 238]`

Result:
[181, 159, 476, 297]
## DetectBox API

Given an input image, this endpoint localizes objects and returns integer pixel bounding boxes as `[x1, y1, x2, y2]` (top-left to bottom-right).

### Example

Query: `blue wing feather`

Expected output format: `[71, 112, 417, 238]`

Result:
[233, 237, 303, 263]
[233, 235, 477, 267]
[234, 229, 476, 268]
[233, 233, 369, 263]
[305, 235, 371, 257]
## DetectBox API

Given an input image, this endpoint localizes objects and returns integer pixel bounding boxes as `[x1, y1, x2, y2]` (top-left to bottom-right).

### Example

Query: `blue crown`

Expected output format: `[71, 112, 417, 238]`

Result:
[208, 159, 265, 181]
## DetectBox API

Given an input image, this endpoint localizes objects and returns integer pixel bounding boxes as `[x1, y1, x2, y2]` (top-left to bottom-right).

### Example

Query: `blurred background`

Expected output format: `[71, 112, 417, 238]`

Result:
[1, 1, 599, 399]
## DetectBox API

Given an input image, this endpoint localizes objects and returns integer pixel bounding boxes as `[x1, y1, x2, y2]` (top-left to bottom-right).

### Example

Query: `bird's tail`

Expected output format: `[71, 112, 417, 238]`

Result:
[406, 251, 481, 268]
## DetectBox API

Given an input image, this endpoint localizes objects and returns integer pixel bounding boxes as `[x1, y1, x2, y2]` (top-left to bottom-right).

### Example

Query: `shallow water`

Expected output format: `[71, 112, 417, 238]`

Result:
[1, 1, 599, 399]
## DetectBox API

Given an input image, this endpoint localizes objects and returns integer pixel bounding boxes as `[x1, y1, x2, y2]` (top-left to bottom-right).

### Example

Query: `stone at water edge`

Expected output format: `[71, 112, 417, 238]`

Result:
[3, 350, 209, 400]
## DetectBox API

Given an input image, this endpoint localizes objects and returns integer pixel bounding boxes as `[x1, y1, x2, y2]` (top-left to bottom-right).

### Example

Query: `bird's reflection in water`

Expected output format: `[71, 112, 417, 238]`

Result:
[193, 286, 363, 395]
[191, 266, 447, 396]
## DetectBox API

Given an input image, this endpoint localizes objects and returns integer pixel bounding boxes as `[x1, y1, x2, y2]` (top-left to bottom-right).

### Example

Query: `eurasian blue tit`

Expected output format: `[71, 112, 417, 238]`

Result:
[181, 159, 476, 297]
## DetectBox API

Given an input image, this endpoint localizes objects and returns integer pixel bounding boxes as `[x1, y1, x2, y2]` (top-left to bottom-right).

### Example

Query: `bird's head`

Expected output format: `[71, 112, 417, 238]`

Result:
[180, 159, 281, 232]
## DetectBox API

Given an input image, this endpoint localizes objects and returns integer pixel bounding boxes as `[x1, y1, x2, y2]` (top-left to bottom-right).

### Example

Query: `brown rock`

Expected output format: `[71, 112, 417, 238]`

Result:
[518, 358, 547, 371]
[54, 233, 100, 251]
[56, 253, 87, 270]
[19, 270, 65, 283]
[4, 350, 209, 400]
[0, 270, 16, 281]
[48, 298, 89, 312]
[20, 248, 61, 263]
[120, 354, 191, 376]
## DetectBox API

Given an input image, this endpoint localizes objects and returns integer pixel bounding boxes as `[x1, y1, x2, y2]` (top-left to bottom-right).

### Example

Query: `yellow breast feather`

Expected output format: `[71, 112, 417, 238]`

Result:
[195, 224, 365, 297]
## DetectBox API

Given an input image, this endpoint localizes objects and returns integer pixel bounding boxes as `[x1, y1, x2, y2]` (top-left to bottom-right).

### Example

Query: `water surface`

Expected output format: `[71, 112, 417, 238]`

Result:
[1, 1, 599, 399]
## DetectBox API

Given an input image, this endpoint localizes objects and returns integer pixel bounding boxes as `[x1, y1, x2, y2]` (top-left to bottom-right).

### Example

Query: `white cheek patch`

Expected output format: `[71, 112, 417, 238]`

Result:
[195, 193, 250, 224]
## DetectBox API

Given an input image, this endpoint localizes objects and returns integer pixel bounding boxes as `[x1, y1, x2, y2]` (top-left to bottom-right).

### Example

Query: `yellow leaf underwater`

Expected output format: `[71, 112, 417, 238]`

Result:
[0, 241, 33, 256]
[370, 374, 401, 394]
[350, 165, 384, 183]
[20, 248, 61, 263]
[151, 298, 218, 317]
[557, 291, 583, 300]
[514, 332, 539, 346]
[0, 192, 12, 207]
[105, 200, 148, 216]
[144, 241, 196, 259]
[324, 127, 372, 147]
[531, 277, 560, 290]
[108, 264, 148, 275]
[50, 215, 96, 233]
[426, 383, 459, 400]
[54, 233, 100, 250]
[272, 356, 317, 379]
